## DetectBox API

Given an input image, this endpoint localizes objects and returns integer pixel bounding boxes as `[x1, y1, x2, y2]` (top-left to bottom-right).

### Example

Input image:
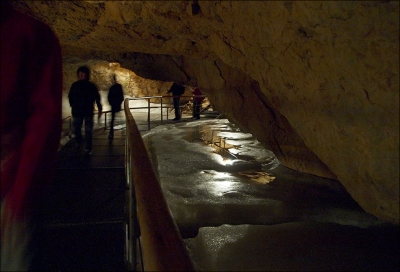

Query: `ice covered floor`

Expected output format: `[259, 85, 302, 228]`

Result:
[142, 118, 399, 271]
[185, 222, 398, 271]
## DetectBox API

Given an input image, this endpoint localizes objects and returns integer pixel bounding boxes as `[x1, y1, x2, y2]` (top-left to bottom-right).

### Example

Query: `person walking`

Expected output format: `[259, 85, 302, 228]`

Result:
[68, 66, 102, 155]
[191, 87, 204, 120]
[166, 82, 185, 121]
[107, 75, 124, 139]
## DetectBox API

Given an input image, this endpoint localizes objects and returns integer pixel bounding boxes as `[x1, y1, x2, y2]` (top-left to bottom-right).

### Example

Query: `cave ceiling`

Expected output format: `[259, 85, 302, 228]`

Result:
[8, 1, 399, 224]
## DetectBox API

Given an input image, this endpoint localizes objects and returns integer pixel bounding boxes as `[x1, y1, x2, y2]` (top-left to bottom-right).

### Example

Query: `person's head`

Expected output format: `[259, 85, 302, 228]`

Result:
[77, 66, 90, 80]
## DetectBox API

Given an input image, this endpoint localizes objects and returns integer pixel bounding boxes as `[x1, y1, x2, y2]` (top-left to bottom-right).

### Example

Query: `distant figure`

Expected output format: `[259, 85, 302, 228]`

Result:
[68, 66, 102, 155]
[166, 82, 185, 121]
[1, 1, 63, 271]
[191, 87, 204, 120]
[107, 75, 124, 139]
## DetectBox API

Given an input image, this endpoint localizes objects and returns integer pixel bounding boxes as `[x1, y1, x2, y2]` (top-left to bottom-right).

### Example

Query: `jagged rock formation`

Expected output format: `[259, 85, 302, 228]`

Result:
[9, 1, 399, 223]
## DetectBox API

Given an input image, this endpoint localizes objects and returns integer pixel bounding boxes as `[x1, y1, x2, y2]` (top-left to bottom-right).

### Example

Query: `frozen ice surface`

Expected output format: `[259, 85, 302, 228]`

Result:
[143, 119, 382, 230]
[184, 222, 398, 271]
[142, 118, 395, 270]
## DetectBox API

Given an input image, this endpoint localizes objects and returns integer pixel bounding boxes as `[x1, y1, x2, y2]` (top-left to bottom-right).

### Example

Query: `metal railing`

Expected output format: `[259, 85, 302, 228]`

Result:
[63, 95, 207, 135]
[124, 98, 195, 271]
[124, 95, 206, 130]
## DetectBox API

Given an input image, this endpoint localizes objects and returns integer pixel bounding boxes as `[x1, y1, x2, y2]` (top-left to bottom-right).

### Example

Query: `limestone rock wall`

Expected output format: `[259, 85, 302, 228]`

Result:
[10, 1, 399, 223]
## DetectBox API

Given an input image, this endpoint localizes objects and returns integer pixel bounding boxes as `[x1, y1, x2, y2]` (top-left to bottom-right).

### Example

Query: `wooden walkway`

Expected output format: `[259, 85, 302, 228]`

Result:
[30, 127, 127, 271]
[27, 110, 230, 271]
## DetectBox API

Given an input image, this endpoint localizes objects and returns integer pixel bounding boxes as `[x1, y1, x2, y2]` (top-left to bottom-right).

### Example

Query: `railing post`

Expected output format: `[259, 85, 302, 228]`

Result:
[161, 96, 164, 124]
[179, 97, 182, 118]
[147, 98, 151, 131]
[166, 96, 169, 120]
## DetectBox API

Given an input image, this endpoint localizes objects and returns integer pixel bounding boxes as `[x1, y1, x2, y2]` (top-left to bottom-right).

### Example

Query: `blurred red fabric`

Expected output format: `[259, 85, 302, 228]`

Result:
[1, 3, 63, 222]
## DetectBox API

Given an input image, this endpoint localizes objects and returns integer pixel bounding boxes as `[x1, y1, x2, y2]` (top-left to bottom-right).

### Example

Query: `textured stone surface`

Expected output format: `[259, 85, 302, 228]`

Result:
[10, 1, 399, 223]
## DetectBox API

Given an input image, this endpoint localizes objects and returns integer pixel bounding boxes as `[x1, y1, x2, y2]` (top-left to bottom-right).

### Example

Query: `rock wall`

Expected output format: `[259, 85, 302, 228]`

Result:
[10, 1, 399, 223]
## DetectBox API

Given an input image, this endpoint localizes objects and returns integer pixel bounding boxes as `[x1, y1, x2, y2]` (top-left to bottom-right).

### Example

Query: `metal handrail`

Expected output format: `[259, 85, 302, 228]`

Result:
[124, 95, 206, 130]
[64, 94, 207, 132]
[124, 98, 194, 271]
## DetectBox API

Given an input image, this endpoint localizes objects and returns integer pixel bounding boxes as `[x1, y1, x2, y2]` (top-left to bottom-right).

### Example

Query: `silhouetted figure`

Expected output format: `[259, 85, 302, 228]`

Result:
[68, 66, 102, 155]
[1, 1, 63, 270]
[166, 82, 185, 121]
[107, 75, 124, 139]
[191, 87, 204, 120]
[192, 0, 201, 15]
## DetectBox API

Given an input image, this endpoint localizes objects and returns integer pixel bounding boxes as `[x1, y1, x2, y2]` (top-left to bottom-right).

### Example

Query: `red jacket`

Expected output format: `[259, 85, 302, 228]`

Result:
[192, 87, 204, 102]
[1, 5, 63, 220]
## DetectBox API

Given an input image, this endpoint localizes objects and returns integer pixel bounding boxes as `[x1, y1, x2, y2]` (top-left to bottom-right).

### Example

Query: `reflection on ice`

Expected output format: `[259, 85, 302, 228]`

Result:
[206, 180, 240, 197]
[207, 172, 231, 179]
[220, 159, 233, 165]
[238, 171, 276, 184]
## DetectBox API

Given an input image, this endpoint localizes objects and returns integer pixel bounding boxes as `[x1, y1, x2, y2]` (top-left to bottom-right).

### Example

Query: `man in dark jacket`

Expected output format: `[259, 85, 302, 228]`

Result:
[107, 75, 124, 139]
[166, 82, 185, 121]
[68, 66, 102, 154]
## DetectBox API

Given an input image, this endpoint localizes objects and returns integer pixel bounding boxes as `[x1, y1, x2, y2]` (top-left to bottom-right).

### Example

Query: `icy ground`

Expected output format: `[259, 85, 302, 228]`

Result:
[142, 118, 398, 271]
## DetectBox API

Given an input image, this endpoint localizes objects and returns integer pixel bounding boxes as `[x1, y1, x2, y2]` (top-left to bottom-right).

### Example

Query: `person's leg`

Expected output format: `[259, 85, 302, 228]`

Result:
[173, 97, 180, 120]
[194, 101, 200, 119]
[178, 98, 181, 119]
[84, 116, 94, 153]
[109, 110, 115, 139]
[72, 117, 83, 148]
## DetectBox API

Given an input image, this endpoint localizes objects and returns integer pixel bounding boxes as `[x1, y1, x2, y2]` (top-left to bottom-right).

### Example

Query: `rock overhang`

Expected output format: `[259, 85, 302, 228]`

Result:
[8, 1, 399, 224]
